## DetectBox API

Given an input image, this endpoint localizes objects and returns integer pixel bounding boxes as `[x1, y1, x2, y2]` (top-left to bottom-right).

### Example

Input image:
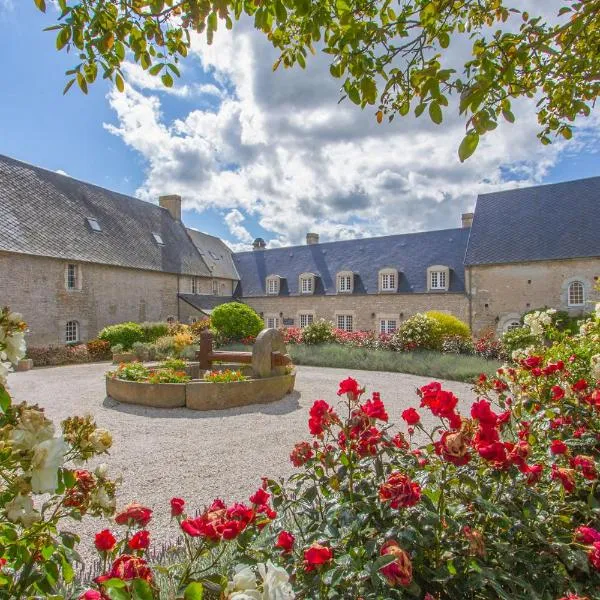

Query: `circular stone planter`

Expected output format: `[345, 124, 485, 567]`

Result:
[186, 371, 296, 411]
[106, 376, 186, 408]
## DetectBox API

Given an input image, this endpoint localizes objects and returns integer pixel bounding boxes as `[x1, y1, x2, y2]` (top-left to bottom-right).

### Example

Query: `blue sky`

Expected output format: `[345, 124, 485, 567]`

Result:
[1, 2, 599, 249]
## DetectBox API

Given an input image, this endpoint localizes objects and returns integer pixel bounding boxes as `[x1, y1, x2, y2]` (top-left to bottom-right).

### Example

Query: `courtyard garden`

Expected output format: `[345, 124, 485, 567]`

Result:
[1, 299, 599, 598]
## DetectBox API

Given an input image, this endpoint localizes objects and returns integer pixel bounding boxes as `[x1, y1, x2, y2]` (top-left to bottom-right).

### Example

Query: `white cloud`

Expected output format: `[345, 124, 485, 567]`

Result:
[104, 16, 600, 248]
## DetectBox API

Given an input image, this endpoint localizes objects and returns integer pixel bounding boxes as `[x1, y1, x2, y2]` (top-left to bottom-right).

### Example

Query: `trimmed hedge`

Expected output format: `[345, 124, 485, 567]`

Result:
[210, 302, 263, 340]
[98, 322, 144, 350]
[425, 310, 471, 339]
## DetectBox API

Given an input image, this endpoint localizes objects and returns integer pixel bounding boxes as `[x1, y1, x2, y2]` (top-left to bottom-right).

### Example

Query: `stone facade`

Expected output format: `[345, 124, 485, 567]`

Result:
[0, 251, 180, 346]
[243, 293, 469, 332]
[178, 275, 237, 297]
[468, 258, 600, 334]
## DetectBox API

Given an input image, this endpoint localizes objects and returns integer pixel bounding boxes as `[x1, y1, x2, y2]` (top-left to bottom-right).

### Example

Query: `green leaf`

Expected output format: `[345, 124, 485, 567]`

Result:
[34, 0, 46, 11]
[149, 63, 164, 76]
[167, 63, 180, 77]
[184, 582, 204, 600]
[105, 587, 129, 600]
[0, 385, 11, 412]
[56, 28, 71, 50]
[77, 72, 88, 94]
[132, 578, 154, 600]
[161, 73, 174, 88]
[115, 73, 125, 93]
[414, 103, 426, 117]
[275, 1, 287, 22]
[458, 131, 479, 162]
[429, 102, 443, 124]
[502, 109, 515, 123]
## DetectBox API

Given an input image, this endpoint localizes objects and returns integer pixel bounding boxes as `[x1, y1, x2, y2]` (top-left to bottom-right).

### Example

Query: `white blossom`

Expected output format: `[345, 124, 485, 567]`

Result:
[5, 494, 41, 527]
[258, 561, 295, 600]
[29, 437, 67, 493]
[10, 408, 55, 450]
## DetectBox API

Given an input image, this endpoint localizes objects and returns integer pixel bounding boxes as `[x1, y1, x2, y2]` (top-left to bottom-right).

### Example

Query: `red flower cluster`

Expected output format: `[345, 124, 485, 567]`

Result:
[576, 526, 600, 571]
[419, 382, 460, 428]
[435, 430, 471, 466]
[551, 465, 576, 493]
[379, 472, 421, 509]
[571, 455, 597, 480]
[94, 529, 116, 553]
[361, 392, 389, 422]
[303, 542, 333, 571]
[64, 469, 96, 512]
[96, 555, 153, 585]
[337, 376, 362, 399]
[115, 502, 153, 527]
[379, 540, 412, 586]
[170, 497, 185, 517]
[401, 407, 420, 426]
[180, 499, 255, 540]
[290, 441, 314, 467]
[275, 530, 295, 554]
[308, 400, 339, 436]
[128, 530, 150, 551]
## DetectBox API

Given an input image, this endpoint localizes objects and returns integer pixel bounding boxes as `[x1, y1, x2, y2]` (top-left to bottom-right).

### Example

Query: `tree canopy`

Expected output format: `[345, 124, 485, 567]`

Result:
[34, 0, 600, 160]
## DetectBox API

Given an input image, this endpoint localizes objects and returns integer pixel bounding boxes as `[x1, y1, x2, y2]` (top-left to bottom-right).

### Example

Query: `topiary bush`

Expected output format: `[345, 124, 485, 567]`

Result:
[98, 322, 144, 350]
[139, 321, 170, 343]
[210, 302, 263, 340]
[426, 310, 471, 339]
[391, 313, 442, 351]
[301, 318, 335, 345]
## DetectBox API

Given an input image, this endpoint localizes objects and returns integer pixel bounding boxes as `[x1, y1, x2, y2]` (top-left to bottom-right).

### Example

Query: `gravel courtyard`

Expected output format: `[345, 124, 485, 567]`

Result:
[8, 363, 477, 565]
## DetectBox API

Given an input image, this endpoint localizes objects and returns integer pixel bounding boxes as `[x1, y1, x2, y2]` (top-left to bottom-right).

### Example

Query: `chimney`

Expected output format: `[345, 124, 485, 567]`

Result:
[159, 195, 182, 221]
[252, 237, 266, 251]
[306, 232, 320, 245]
[461, 212, 474, 228]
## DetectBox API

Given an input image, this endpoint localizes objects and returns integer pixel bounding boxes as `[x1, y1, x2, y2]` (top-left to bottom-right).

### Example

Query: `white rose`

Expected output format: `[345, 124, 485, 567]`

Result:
[11, 408, 55, 450]
[259, 561, 295, 600]
[0, 361, 9, 386]
[29, 437, 67, 493]
[591, 354, 600, 381]
[94, 463, 109, 478]
[229, 593, 261, 600]
[5, 494, 41, 527]
[231, 565, 258, 591]
[89, 428, 112, 452]
[5, 331, 26, 365]
[90, 486, 116, 512]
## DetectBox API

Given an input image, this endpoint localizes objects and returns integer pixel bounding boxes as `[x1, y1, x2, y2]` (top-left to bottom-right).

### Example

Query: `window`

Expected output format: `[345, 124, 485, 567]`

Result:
[300, 274, 314, 294]
[337, 272, 353, 293]
[86, 217, 102, 232]
[379, 319, 397, 334]
[504, 320, 521, 332]
[266, 315, 280, 329]
[266, 276, 280, 295]
[336, 314, 353, 332]
[65, 320, 79, 343]
[379, 268, 398, 292]
[66, 263, 78, 290]
[191, 277, 198, 294]
[568, 281, 585, 306]
[152, 232, 164, 245]
[430, 270, 447, 290]
[299, 313, 314, 328]
[212, 280, 219, 295]
[166, 316, 176, 325]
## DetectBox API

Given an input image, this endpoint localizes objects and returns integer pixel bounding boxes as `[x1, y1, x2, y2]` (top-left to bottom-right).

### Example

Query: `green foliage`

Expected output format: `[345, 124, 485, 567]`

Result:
[441, 334, 475, 355]
[86, 338, 112, 361]
[36, 1, 600, 156]
[154, 335, 175, 359]
[523, 307, 591, 334]
[160, 357, 187, 371]
[139, 321, 170, 343]
[203, 369, 248, 383]
[26, 343, 91, 366]
[98, 322, 144, 350]
[210, 302, 263, 340]
[301, 318, 335, 345]
[131, 341, 154, 362]
[392, 313, 442, 351]
[108, 361, 190, 383]
[501, 326, 539, 356]
[425, 311, 471, 339]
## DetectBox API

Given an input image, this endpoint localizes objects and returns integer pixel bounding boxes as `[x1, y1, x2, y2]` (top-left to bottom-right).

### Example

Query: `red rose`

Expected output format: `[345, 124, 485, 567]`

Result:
[128, 530, 150, 551]
[79, 591, 102, 600]
[170, 498, 185, 517]
[401, 407, 420, 425]
[303, 543, 333, 571]
[521, 356, 542, 369]
[379, 472, 421, 509]
[571, 455, 597, 480]
[391, 433, 409, 450]
[551, 464, 576, 493]
[115, 503, 153, 527]
[290, 441, 313, 467]
[275, 530, 295, 553]
[337, 377, 361, 398]
[420, 386, 458, 419]
[551, 385, 565, 400]
[550, 439, 568, 455]
[249, 488, 270, 505]
[524, 463, 543, 485]
[94, 529, 116, 553]
[361, 393, 389, 421]
[308, 400, 338, 436]
[435, 431, 470, 466]
[180, 500, 254, 541]
[575, 526, 600, 545]
[589, 542, 600, 571]
[470, 399, 498, 426]
[107, 554, 153, 583]
[572, 379, 588, 392]
[379, 540, 412, 586]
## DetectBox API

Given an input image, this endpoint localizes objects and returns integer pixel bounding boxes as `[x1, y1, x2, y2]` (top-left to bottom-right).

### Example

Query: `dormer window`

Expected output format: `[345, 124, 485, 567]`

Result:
[337, 271, 354, 293]
[152, 232, 165, 245]
[266, 275, 280, 295]
[379, 268, 398, 292]
[427, 265, 450, 291]
[299, 273, 315, 294]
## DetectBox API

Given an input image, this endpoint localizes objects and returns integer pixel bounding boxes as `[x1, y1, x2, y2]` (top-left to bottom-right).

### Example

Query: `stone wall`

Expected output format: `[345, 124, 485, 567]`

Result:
[469, 258, 600, 334]
[0, 252, 179, 346]
[178, 275, 237, 296]
[242, 293, 470, 331]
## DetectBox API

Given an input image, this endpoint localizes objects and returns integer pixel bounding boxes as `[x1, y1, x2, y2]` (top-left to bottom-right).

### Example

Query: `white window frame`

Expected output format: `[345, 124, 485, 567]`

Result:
[427, 265, 449, 291]
[265, 314, 280, 329]
[379, 318, 398, 334]
[191, 277, 198, 294]
[504, 319, 521, 333]
[299, 273, 315, 294]
[567, 280, 585, 307]
[336, 314, 354, 332]
[266, 276, 280, 296]
[65, 320, 79, 344]
[299, 313, 315, 328]
[65, 263, 81, 291]
[337, 271, 354, 294]
[379, 268, 398, 292]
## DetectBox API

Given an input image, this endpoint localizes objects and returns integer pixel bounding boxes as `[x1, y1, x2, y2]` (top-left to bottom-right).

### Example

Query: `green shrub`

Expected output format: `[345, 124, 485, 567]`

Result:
[110, 343, 124, 354]
[426, 310, 470, 339]
[210, 302, 263, 340]
[301, 318, 335, 345]
[523, 307, 591, 334]
[179, 344, 199, 361]
[441, 334, 475, 355]
[139, 321, 170, 342]
[160, 357, 187, 371]
[391, 313, 442, 350]
[501, 326, 538, 356]
[131, 341, 152, 362]
[154, 335, 175, 359]
[86, 339, 112, 361]
[108, 361, 149, 381]
[98, 322, 144, 350]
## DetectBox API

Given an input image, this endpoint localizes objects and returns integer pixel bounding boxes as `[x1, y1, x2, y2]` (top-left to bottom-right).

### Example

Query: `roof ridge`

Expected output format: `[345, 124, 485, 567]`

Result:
[477, 175, 600, 198]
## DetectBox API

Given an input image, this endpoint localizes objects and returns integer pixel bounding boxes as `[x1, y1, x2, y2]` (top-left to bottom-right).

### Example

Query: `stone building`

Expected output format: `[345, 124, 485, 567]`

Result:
[0, 153, 598, 346]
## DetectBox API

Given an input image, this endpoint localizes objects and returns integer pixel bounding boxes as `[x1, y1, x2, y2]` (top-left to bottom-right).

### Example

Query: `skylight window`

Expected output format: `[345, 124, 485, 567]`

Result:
[87, 217, 102, 232]
[152, 233, 165, 245]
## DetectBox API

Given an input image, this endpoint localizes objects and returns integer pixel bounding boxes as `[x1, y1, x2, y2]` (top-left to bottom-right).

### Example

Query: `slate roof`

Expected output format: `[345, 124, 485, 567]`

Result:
[0, 155, 211, 276]
[186, 229, 240, 280]
[178, 294, 234, 315]
[233, 228, 470, 296]
[465, 177, 600, 265]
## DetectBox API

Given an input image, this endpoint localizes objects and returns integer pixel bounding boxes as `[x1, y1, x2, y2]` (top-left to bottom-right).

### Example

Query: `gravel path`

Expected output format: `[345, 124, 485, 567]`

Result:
[7, 363, 477, 567]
